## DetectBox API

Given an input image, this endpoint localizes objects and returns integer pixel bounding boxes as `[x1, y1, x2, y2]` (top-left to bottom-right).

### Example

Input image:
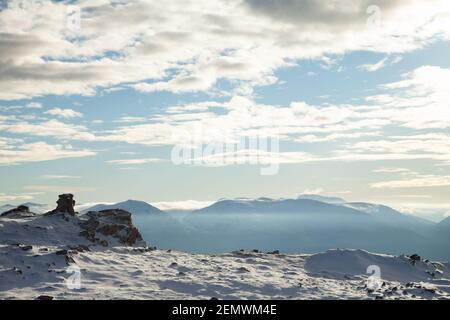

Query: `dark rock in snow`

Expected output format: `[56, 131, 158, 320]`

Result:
[79, 209, 145, 247]
[46, 194, 76, 216]
[409, 254, 421, 265]
[55, 249, 68, 255]
[36, 295, 54, 300]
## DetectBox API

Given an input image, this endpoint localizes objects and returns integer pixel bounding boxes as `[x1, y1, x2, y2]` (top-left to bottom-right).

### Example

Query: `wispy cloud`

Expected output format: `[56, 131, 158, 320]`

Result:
[44, 108, 83, 119]
[106, 158, 165, 165]
[357, 56, 403, 72]
[153, 200, 214, 211]
[0, 141, 95, 165]
[371, 175, 450, 189]
[0, 193, 36, 202]
[23, 185, 96, 193]
[357, 57, 389, 72]
[41, 175, 81, 179]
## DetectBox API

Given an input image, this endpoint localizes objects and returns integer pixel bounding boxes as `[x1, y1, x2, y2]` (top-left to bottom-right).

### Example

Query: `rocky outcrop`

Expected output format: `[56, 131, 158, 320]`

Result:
[1, 205, 36, 218]
[79, 209, 146, 247]
[46, 194, 76, 216]
[1, 194, 148, 249]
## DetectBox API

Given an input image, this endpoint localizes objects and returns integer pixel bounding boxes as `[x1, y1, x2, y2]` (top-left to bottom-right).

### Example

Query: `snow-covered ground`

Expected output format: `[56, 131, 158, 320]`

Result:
[1, 211, 449, 300]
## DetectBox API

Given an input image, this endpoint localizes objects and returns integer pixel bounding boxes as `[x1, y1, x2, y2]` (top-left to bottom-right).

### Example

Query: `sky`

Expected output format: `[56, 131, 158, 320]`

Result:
[1, 0, 450, 221]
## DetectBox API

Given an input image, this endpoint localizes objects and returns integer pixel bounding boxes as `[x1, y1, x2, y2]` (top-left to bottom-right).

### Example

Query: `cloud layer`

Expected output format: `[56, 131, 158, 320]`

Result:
[1, 0, 450, 99]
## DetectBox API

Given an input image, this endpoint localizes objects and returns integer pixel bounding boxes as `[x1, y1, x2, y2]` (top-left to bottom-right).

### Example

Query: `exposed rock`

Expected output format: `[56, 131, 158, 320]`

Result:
[46, 194, 76, 216]
[409, 254, 421, 265]
[1, 205, 36, 218]
[79, 209, 146, 247]
[267, 250, 280, 255]
[36, 295, 54, 300]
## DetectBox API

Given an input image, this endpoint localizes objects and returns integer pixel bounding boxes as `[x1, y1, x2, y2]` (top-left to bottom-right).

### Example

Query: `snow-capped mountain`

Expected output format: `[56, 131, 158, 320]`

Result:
[82, 200, 165, 215]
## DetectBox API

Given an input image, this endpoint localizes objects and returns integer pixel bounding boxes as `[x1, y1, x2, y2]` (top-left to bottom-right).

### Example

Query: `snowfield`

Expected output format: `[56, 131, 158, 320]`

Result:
[1, 211, 450, 300]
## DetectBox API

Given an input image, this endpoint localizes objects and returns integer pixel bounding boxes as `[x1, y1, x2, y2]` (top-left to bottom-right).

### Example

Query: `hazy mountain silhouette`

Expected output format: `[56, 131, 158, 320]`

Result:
[83, 200, 164, 215]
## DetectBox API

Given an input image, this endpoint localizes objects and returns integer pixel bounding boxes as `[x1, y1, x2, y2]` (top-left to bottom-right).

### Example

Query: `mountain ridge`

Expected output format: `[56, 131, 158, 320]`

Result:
[82, 199, 165, 215]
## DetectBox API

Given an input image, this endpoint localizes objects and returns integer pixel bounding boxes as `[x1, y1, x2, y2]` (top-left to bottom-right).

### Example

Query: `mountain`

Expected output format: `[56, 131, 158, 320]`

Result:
[192, 197, 433, 235]
[192, 198, 367, 216]
[433, 216, 450, 241]
[344, 202, 434, 236]
[437, 216, 450, 227]
[0, 204, 15, 214]
[0, 202, 48, 215]
[82, 200, 165, 215]
[298, 194, 346, 204]
[421, 216, 450, 261]
[185, 197, 434, 257]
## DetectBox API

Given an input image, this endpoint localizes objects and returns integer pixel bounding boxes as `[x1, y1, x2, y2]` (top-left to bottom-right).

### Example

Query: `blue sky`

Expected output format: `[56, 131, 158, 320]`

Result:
[1, 0, 450, 220]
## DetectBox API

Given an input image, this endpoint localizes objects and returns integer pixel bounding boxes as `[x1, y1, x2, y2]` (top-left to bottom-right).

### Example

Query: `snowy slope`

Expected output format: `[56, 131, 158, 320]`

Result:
[1, 208, 449, 300]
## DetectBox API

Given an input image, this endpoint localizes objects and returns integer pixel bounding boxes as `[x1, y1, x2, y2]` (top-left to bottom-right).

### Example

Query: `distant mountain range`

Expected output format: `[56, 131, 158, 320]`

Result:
[192, 198, 368, 216]
[191, 197, 433, 233]
[2, 195, 449, 260]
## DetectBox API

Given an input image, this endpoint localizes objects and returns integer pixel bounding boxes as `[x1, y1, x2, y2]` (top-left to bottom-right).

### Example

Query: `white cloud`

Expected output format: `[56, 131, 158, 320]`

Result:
[26, 102, 42, 109]
[113, 116, 147, 123]
[357, 57, 389, 72]
[152, 200, 214, 211]
[106, 158, 165, 165]
[41, 175, 81, 179]
[371, 175, 450, 189]
[0, 193, 35, 202]
[23, 185, 96, 193]
[0, 119, 95, 141]
[1, 0, 450, 99]
[357, 56, 403, 72]
[365, 66, 450, 129]
[0, 141, 95, 165]
[372, 167, 413, 174]
[302, 188, 324, 195]
[44, 108, 83, 119]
